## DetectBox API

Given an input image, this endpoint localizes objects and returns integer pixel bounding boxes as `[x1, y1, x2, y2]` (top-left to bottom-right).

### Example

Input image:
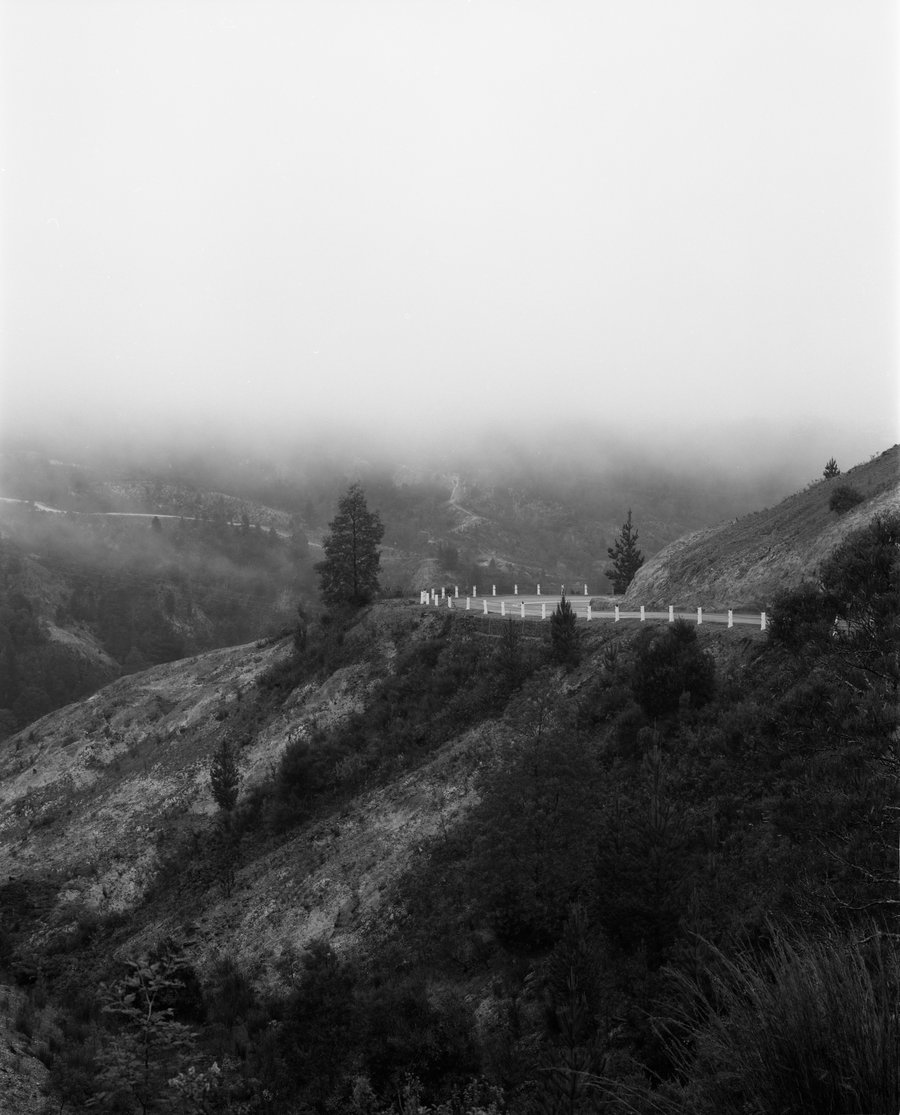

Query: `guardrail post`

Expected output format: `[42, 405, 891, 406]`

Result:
[466, 596, 471, 611]
[584, 584, 588, 595]
[697, 607, 703, 625]
[454, 585, 459, 598]
[492, 585, 496, 596]
[586, 603, 592, 621]
[520, 601, 525, 618]
[640, 605, 645, 622]
[614, 605, 620, 622]
[761, 612, 767, 631]
[668, 605, 674, 622]
[728, 609, 733, 628]
[483, 599, 488, 614]
[541, 602, 547, 620]
[440, 586, 445, 599]
[501, 600, 506, 616]
[514, 584, 518, 596]
[447, 596, 452, 608]
[473, 586, 477, 597]
[537, 583, 541, 595]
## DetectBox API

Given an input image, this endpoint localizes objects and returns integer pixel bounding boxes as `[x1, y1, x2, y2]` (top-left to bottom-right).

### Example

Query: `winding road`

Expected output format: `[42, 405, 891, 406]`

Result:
[423, 592, 767, 630]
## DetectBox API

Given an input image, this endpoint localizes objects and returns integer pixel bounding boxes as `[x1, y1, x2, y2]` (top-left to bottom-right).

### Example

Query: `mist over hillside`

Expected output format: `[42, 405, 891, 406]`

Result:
[623, 443, 900, 609]
[1, 432, 889, 739]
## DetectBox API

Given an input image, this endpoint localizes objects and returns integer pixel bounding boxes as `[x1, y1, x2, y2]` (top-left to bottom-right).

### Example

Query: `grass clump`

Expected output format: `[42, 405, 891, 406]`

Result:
[660, 922, 900, 1115]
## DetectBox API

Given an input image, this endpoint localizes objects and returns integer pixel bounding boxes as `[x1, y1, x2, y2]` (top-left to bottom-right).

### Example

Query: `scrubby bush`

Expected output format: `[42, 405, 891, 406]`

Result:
[768, 581, 833, 651]
[631, 621, 715, 718]
[829, 483, 865, 513]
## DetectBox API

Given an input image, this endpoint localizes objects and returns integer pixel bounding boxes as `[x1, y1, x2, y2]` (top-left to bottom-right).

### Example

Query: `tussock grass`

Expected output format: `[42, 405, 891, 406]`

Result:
[661, 922, 900, 1115]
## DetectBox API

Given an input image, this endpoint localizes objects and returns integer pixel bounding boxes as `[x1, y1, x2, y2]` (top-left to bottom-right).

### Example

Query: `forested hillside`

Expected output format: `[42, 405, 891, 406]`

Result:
[0, 439, 810, 736]
[0, 511, 896, 1114]
[0, 504, 313, 739]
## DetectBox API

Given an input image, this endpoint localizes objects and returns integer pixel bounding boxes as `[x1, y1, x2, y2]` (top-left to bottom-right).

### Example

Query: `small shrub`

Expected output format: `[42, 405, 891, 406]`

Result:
[829, 484, 865, 514]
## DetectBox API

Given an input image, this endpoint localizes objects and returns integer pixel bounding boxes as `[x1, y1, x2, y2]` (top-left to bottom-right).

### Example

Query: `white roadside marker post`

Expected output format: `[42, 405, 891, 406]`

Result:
[728, 609, 733, 628]
[615, 605, 620, 622]
[697, 607, 703, 625]
[640, 606, 645, 622]
[761, 612, 767, 631]
[669, 605, 674, 623]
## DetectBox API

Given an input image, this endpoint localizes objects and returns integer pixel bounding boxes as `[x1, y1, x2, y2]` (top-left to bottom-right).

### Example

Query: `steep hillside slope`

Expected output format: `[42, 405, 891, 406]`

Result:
[0, 603, 501, 980]
[0, 561, 894, 1113]
[623, 445, 899, 609]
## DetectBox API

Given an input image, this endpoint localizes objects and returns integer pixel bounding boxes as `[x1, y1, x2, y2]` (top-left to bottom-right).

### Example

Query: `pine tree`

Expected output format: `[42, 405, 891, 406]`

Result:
[210, 739, 241, 814]
[315, 483, 385, 607]
[210, 739, 242, 896]
[550, 593, 580, 668]
[823, 458, 840, 479]
[605, 509, 644, 594]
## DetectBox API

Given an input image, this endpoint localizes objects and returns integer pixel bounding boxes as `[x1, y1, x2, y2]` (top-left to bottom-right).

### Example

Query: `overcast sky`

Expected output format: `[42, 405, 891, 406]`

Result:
[1, 0, 897, 465]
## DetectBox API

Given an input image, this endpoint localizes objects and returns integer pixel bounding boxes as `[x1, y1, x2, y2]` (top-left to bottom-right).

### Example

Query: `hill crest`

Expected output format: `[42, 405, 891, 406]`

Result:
[623, 445, 899, 609]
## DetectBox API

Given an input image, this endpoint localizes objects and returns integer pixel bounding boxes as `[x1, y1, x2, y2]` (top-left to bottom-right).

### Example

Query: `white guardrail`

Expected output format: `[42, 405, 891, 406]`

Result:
[419, 585, 766, 631]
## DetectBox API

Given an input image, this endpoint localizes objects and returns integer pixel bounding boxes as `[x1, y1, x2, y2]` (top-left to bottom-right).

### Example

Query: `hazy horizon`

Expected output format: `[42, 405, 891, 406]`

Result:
[2, 1, 897, 470]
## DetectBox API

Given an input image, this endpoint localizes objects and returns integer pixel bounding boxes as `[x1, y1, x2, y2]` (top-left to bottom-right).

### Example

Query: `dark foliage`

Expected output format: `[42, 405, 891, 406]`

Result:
[316, 482, 385, 607]
[549, 592, 581, 668]
[209, 738, 241, 814]
[631, 619, 716, 717]
[605, 508, 644, 593]
[829, 483, 865, 513]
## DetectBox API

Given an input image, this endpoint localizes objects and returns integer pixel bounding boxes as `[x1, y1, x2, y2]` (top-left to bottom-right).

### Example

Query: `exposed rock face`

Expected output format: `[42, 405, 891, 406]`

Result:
[623, 446, 899, 609]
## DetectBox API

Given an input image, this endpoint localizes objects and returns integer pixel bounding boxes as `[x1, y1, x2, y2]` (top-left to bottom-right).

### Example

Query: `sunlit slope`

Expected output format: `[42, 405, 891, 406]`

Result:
[622, 446, 899, 610]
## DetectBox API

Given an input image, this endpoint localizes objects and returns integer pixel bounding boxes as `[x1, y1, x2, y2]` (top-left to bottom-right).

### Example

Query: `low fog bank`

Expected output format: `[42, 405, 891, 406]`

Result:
[1, 407, 889, 513]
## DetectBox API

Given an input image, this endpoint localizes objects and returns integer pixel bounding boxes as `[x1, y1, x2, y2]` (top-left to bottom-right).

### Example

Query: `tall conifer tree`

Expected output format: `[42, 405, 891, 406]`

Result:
[605, 509, 644, 594]
[316, 483, 385, 607]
